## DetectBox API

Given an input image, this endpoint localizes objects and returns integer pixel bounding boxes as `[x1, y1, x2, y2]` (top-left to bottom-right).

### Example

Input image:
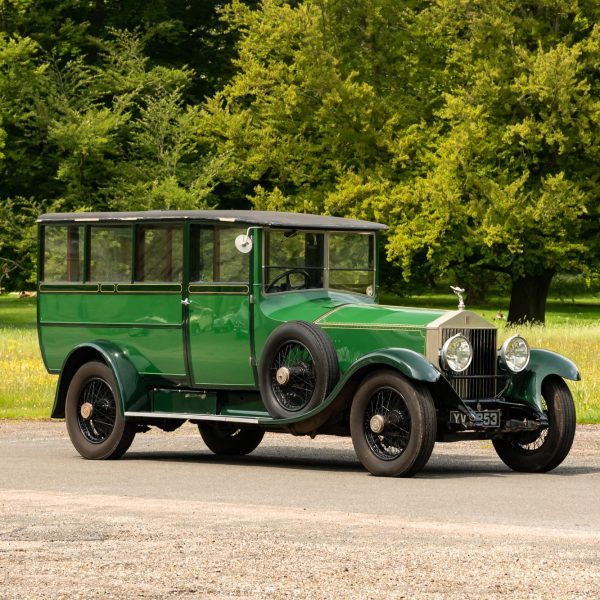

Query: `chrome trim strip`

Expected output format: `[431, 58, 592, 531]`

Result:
[124, 411, 260, 424]
[319, 323, 425, 331]
[313, 305, 347, 324]
[39, 321, 181, 329]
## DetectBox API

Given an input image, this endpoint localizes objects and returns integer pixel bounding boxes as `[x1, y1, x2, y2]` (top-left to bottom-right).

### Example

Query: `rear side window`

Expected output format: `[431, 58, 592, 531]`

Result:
[190, 226, 249, 283]
[89, 227, 132, 282]
[43, 225, 84, 282]
[135, 226, 183, 282]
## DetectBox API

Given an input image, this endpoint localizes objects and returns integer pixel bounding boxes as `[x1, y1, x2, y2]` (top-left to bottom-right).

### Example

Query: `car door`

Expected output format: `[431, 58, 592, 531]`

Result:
[185, 224, 255, 387]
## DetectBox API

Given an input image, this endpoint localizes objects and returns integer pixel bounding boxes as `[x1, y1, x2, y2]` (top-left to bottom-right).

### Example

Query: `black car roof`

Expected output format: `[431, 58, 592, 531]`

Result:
[37, 210, 388, 231]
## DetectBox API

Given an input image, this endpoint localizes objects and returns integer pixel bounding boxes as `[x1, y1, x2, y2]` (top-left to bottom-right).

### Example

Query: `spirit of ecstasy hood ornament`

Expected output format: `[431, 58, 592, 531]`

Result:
[450, 286, 466, 311]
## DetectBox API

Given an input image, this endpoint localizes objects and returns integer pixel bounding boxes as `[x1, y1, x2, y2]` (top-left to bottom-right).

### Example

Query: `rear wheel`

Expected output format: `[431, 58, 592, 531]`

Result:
[492, 377, 576, 473]
[350, 370, 436, 477]
[65, 361, 136, 459]
[198, 423, 264, 456]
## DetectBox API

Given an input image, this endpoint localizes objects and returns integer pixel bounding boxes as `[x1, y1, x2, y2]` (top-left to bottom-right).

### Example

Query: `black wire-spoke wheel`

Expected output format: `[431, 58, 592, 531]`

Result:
[512, 397, 549, 452]
[65, 361, 136, 460]
[270, 341, 317, 412]
[350, 370, 436, 477]
[198, 423, 264, 456]
[363, 387, 412, 460]
[259, 321, 339, 419]
[492, 377, 575, 473]
[76, 378, 117, 444]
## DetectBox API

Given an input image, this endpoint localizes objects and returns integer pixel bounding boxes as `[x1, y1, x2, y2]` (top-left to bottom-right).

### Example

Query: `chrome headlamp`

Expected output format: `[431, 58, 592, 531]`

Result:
[499, 335, 530, 373]
[440, 334, 472, 373]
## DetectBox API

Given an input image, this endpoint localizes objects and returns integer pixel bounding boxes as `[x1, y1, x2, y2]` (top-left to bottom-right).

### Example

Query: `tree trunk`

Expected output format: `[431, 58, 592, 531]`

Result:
[507, 270, 555, 325]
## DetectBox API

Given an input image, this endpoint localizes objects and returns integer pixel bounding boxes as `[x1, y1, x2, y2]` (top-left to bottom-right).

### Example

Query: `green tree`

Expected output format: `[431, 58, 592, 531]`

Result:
[385, 0, 600, 324]
[0, 1, 259, 290]
[43, 30, 215, 211]
[202, 0, 600, 323]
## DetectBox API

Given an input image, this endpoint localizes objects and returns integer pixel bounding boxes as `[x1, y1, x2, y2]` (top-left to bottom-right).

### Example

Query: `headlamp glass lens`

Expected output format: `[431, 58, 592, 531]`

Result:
[442, 334, 472, 373]
[500, 336, 530, 373]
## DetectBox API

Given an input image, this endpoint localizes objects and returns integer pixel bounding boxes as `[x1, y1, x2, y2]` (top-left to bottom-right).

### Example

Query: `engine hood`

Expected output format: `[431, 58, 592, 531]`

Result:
[314, 303, 449, 329]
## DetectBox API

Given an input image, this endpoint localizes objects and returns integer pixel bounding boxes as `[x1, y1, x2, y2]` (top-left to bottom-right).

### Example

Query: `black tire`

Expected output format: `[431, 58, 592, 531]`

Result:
[65, 361, 136, 459]
[198, 423, 264, 456]
[259, 321, 339, 419]
[492, 376, 576, 473]
[350, 369, 437, 477]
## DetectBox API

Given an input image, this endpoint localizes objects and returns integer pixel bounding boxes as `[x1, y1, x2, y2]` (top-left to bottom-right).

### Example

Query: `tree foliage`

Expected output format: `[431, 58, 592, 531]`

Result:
[201, 0, 600, 322]
[0, 1, 257, 288]
[0, 0, 599, 323]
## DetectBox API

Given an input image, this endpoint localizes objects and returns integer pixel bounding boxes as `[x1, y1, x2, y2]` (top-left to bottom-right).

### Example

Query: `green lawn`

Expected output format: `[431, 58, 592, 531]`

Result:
[0, 296, 37, 327]
[0, 296, 54, 418]
[380, 292, 600, 326]
[1, 293, 598, 422]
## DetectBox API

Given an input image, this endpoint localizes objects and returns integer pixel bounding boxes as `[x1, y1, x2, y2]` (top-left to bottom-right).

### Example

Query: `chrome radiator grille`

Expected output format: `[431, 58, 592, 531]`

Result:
[442, 328, 498, 399]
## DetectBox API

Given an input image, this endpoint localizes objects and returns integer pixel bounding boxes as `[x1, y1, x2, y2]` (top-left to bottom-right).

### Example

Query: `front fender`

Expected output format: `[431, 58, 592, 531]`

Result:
[341, 347, 441, 384]
[506, 349, 581, 413]
[51, 341, 148, 418]
[259, 347, 440, 429]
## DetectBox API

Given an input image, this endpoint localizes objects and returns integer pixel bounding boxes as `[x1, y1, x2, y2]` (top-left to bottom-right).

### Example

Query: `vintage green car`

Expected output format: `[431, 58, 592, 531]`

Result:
[37, 210, 579, 477]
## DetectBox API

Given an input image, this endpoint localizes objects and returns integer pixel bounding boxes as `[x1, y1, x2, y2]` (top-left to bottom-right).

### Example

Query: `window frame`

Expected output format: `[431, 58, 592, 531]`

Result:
[87, 224, 134, 283]
[41, 224, 85, 283]
[262, 228, 376, 296]
[189, 224, 251, 284]
[134, 224, 183, 283]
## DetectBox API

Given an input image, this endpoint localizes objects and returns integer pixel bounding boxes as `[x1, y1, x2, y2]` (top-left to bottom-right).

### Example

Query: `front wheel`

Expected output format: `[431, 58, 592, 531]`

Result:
[198, 423, 265, 456]
[350, 370, 437, 477]
[65, 361, 136, 459]
[492, 377, 576, 473]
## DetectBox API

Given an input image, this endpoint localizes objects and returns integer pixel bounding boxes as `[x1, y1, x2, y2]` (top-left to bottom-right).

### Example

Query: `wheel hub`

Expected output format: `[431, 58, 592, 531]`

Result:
[369, 414, 386, 434]
[80, 401, 94, 420]
[276, 366, 291, 385]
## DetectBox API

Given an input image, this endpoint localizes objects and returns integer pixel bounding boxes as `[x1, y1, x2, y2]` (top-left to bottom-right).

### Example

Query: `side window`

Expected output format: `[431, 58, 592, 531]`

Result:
[89, 227, 132, 282]
[43, 225, 84, 282]
[135, 226, 183, 282]
[190, 226, 249, 283]
[328, 233, 374, 293]
[218, 228, 249, 282]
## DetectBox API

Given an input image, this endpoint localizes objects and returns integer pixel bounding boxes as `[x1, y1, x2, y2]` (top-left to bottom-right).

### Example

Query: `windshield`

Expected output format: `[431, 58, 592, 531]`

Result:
[265, 230, 375, 294]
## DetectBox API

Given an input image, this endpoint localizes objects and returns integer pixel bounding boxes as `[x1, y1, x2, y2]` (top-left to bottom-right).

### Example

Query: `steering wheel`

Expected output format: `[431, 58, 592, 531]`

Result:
[266, 269, 312, 293]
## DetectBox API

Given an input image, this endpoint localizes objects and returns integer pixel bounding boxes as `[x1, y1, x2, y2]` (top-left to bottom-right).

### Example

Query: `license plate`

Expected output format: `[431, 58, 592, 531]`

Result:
[449, 410, 501, 428]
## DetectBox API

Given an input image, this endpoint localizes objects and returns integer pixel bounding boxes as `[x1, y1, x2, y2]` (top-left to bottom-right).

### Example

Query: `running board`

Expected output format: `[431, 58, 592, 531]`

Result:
[124, 411, 260, 425]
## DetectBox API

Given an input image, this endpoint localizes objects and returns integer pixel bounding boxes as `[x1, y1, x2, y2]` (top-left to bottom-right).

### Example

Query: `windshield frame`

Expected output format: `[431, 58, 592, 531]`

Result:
[262, 228, 377, 297]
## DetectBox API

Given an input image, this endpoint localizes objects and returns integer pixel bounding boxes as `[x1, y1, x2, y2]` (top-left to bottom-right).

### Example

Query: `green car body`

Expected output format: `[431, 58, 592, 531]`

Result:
[37, 210, 580, 476]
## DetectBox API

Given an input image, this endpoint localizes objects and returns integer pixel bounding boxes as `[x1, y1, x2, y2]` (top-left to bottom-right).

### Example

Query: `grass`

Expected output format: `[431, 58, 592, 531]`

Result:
[380, 292, 600, 326]
[1, 293, 599, 422]
[0, 296, 55, 418]
[516, 324, 600, 423]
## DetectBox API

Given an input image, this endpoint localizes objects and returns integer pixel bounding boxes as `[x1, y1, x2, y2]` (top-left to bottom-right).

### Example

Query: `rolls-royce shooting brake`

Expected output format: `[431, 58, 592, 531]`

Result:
[37, 210, 579, 476]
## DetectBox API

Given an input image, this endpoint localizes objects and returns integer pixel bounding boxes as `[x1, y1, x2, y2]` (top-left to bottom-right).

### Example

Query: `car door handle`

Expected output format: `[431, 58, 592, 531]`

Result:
[181, 298, 191, 306]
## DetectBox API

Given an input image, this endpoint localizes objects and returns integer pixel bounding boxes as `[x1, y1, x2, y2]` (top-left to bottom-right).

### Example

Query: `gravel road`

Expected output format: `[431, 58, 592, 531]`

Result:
[1, 421, 599, 599]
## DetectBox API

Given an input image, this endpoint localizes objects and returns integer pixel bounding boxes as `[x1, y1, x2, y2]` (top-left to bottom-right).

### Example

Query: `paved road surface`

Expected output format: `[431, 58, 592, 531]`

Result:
[1, 421, 599, 598]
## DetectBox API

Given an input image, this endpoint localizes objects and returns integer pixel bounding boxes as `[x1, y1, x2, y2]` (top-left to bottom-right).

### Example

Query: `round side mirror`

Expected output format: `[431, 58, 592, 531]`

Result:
[234, 234, 253, 254]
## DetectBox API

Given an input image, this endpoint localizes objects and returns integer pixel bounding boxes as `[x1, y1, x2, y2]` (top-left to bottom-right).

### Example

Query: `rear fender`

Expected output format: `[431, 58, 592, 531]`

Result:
[51, 341, 148, 418]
